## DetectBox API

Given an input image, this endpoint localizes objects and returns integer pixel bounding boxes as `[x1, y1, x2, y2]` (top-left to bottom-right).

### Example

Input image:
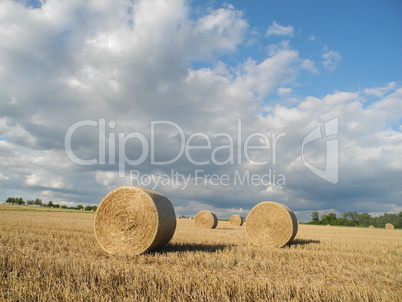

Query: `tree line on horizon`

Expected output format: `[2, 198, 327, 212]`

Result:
[4, 197, 97, 212]
[308, 210, 402, 228]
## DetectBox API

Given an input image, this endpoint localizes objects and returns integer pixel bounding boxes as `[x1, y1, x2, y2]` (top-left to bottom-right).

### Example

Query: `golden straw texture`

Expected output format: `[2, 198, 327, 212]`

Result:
[385, 223, 394, 230]
[194, 211, 218, 229]
[94, 186, 176, 255]
[246, 201, 298, 248]
[229, 214, 244, 226]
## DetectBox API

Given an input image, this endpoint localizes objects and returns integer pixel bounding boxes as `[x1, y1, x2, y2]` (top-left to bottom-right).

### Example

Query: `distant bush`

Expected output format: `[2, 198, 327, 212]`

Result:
[308, 210, 402, 228]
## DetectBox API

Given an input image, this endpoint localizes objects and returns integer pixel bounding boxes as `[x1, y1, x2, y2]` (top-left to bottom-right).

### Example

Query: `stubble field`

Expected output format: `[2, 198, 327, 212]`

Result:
[0, 205, 401, 301]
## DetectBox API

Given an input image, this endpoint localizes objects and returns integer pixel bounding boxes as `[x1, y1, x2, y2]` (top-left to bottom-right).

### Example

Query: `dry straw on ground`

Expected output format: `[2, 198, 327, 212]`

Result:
[385, 223, 395, 230]
[194, 211, 218, 229]
[229, 214, 244, 226]
[246, 201, 298, 248]
[369, 225, 375, 229]
[94, 186, 176, 255]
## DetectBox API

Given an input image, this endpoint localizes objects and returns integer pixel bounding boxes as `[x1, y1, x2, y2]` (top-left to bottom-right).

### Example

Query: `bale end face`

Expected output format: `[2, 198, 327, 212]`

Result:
[229, 214, 244, 226]
[385, 223, 395, 230]
[246, 201, 298, 248]
[94, 186, 176, 256]
[194, 211, 218, 229]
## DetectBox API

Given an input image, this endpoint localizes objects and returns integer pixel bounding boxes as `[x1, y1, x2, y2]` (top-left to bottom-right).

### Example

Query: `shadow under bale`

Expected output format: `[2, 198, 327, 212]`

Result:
[288, 238, 321, 246]
[152, 242, 233, 254]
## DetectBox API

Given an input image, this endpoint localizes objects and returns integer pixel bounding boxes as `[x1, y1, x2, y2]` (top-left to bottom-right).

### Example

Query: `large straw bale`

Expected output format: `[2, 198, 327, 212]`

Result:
[229, 214, 244, 226]
[385, 223, 395, 230]
[94, 186, 176, 255]
[246, 201, 298, 248]
[194, 211, 218, 229]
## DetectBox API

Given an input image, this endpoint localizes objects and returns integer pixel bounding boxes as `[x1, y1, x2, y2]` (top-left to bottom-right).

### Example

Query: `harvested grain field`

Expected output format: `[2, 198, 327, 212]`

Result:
[0, 205, 401, 301]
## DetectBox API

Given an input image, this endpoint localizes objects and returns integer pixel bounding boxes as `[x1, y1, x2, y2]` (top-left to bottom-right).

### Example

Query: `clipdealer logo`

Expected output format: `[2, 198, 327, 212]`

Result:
[64, 118, 285, 174]
[301, 118, 339, 184]
[64, 118, 339, 185]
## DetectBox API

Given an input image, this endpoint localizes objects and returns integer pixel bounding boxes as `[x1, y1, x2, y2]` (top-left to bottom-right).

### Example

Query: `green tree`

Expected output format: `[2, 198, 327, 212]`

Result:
[357, 212, 372, 227]
[334, 218, 353, 226]
[6, 197, 24, 205]
[321, 213, 337, 225]
[397, 212, 402, 228]
[5, 197, 14, 204]
[77, 204, 83, 210]
[343, 211, 359, 226]
[47, 201, 54, 207]
[309, 211, 320, 224]
[34, 198, 42, 206]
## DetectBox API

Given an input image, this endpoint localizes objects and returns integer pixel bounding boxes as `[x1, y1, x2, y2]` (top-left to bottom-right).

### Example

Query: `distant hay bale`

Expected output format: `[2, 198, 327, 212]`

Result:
[229, 214, 244, 226]
[369, 225, 375, 229]
[385, 223, 394, 230]
[326, 224, 331, 227]
[94, 186, 176, 256]
[194, 211, 218, 229]
[246, 202, 298, 248]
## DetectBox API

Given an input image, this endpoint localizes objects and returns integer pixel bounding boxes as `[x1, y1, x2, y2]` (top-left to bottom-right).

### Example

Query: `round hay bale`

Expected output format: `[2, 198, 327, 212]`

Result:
[194, 211, 218, 229]
[246, 201, 298, 248]
[385, 223, 394, 230]
[229, 214, 244, 226]
[369, 225, 375, 229]
[94, 186, 176, 255]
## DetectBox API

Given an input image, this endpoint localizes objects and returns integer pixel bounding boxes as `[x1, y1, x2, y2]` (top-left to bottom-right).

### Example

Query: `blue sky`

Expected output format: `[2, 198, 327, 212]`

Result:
[188, 0, 402, 112]
[225, 0, 401, 97]
[0, 0, 401, 221]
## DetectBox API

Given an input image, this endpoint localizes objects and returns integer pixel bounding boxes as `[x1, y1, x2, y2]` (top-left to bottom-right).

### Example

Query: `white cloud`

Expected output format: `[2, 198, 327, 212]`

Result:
[364, 82, 396, 97]
[277, 87, 293, 95]
[0, 0, 400, 220]
[266, 21, 294, 37]
[235, 49, 300, 98]
[95, 171, 127, 188]
[300, 59, 318, 74]
[322, 49, 342, 71]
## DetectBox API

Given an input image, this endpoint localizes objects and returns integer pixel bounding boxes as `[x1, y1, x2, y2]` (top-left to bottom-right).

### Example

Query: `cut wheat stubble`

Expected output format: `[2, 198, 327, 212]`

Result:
[94, 186, 176, 256]
[246, 201, 298, 248]
[194, 211, 218, 229]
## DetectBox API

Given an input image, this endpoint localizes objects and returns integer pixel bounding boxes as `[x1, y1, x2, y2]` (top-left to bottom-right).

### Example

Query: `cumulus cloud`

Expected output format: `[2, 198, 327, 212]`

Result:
[300, 59, 318, 74]
[266, 21, 294, 37]
[322, 49, 342, 71]
[364, 82, 396, 97]
[0, 0, 401, 222]
[277, 88, 293, 95]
